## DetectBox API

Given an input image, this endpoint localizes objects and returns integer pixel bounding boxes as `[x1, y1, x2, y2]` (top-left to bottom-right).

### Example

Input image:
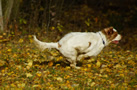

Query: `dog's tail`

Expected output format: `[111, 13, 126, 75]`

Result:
[33, 35, 59, 51]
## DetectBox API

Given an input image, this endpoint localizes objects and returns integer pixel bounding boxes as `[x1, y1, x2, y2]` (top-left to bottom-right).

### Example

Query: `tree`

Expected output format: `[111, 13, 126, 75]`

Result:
[4, 0, 14, 31]
[0, 0, 3, 32]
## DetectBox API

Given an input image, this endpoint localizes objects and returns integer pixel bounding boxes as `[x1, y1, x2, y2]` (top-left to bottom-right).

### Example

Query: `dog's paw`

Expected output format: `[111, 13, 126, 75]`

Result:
[75, 66, 81, 69]
[70, 64, 81, 69]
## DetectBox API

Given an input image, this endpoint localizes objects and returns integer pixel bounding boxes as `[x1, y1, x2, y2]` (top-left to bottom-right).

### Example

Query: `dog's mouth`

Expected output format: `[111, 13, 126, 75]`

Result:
[112, 40, 119, 44]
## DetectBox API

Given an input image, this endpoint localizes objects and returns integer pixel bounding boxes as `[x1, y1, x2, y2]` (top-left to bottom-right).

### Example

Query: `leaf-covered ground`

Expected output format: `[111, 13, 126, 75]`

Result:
[0, 33, 137, 89]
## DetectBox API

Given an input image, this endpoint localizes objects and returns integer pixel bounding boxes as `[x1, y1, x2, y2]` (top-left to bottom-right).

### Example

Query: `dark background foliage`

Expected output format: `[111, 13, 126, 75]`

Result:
[0, 0, 137, 50]
[16, 0, 137, 50]
[0, 0, 137, 89]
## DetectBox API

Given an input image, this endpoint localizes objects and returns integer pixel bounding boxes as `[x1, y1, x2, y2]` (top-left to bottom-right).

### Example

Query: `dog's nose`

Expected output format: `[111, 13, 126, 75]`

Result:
[120, 35, 122, 40]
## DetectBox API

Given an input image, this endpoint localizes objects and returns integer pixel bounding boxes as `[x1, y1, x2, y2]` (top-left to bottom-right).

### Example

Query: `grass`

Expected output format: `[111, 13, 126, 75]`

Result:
[0, 34, 137, 89]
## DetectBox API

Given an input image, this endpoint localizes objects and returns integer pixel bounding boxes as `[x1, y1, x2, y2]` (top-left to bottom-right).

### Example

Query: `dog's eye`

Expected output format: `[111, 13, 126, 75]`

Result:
[108, 31, 111, 35]
[108, 30, 113, 35]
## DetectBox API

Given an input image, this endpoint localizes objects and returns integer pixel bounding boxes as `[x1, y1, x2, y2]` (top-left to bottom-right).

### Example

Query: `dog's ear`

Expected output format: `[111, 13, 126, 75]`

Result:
[104, 27, 114, 35]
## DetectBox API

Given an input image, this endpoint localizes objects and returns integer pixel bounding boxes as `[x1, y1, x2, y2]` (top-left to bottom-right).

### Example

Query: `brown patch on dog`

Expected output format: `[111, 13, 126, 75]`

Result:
[58, 43, 61, 48]
[88, 42, 91, 47]
[76, 42, 91, 56]
[102, 27, 118, 42]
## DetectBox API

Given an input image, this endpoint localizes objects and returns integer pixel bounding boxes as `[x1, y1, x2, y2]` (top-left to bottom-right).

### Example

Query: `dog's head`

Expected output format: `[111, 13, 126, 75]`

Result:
[102, 27, 122, 45]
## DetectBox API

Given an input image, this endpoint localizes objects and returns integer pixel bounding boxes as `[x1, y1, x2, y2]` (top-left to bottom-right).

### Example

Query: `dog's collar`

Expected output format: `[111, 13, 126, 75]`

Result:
[98, 32, 105, 45]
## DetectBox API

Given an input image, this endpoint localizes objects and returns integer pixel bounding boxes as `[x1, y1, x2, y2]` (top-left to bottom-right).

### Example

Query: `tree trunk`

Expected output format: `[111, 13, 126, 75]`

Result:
[4, 0, 14, 31]
[12, 0, 20, 20]
[0, 0, 4, 32]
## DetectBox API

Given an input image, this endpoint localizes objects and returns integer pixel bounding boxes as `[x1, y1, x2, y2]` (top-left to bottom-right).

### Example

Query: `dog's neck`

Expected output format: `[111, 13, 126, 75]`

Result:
[97, 31, 107, 46]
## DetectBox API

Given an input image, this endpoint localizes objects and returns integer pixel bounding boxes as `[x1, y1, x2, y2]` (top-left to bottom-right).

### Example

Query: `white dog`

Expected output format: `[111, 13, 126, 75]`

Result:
[33, 27, 122, 69]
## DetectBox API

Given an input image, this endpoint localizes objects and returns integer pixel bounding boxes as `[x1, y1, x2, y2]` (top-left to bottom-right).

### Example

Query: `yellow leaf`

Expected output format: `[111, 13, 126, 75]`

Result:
[13, 54, 17, 57]
[56, 56, 63, 61]
[17, 83, 25, 88]
[0, 60, 6, 67]
[48, 61, 53, 67]
[26, 73, 33, 77]
[65, 66, 71, 70]
[66, 80, 70, 84]
[110, 84, 115, 88]
[56, 77, 63, 82]
[120, 74, 124, 77]
[100, 69, 105, 73]
[28, 60, 33, 67]
[16, 65, 22, 70]
[1, 70, 5, 73]
[51, 27, 55, 30]
[7, 49, 12, 52]
[114, 64, 121, 69]
[64, 75, 70, 79]
[56, 64, 60, 67]
[96, 61, 101, 67]
[87, 64, 91, 68]
[0, 35, 3, 39]
[3, 33, 6, 36]
[30, 39, 33, 43]
[11, 84, 16, 87]
[33, 85, 41, 88]
[105, 68, 111, 72]
[26, 61, 33, 69]
[103, 74, 108, 78]
[19, 38, 24, 43]
[51, 52, 58, 56]
[36, 73, 42, 77]
[82, 68, 88, 71]
[28, 35, 32, 38]
[91, 82, 95, 87]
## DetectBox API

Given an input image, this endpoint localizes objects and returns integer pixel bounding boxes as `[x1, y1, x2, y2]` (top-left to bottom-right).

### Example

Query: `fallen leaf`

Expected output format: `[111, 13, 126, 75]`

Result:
[96, 60, 101, 67]
[26, 73, 33, 77]
[91, 82, 95, 87]
[19, 38, 24, 43]
[17, 83, 25, 88]
[0, 35, 3, 39]
[7, 49, 12, 52]
[57, 77, 63, 82]
[114, 64, 121, 69]
[0, 60, 6, 67]
[33, 85, 41, 88]
[72, 84, 79, 87]
[87, 64, 91, 68]
[28, 60, 33, 67]
[11, 83, 16, 87]
[16, 65, 22, 70]
[48, 61, 53, 67]
[36, 72, 42, 77]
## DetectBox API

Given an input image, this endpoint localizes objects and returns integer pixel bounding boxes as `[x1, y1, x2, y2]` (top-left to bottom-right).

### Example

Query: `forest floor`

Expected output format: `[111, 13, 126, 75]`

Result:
[0, 30, 137, 89]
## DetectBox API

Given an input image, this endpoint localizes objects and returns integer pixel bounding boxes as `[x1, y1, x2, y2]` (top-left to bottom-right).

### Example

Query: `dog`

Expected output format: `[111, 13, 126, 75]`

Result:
[33, 27, 122, 69]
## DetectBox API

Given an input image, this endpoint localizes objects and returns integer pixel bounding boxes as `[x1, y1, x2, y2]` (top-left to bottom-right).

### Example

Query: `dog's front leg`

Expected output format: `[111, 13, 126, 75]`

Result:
[67, 59, 80, 69]
[77, 52, 94, 61]
[70, 63, 80, 69]
[77, 54, 87, 61]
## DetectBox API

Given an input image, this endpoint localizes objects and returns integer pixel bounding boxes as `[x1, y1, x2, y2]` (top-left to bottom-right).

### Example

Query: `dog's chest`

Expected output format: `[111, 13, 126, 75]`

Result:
[92, 45, 104, 56]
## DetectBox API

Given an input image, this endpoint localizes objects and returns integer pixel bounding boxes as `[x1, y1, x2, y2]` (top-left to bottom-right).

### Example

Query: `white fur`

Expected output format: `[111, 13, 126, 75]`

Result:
[112, 34, 121, 41]
[33, 29, 121, 69]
